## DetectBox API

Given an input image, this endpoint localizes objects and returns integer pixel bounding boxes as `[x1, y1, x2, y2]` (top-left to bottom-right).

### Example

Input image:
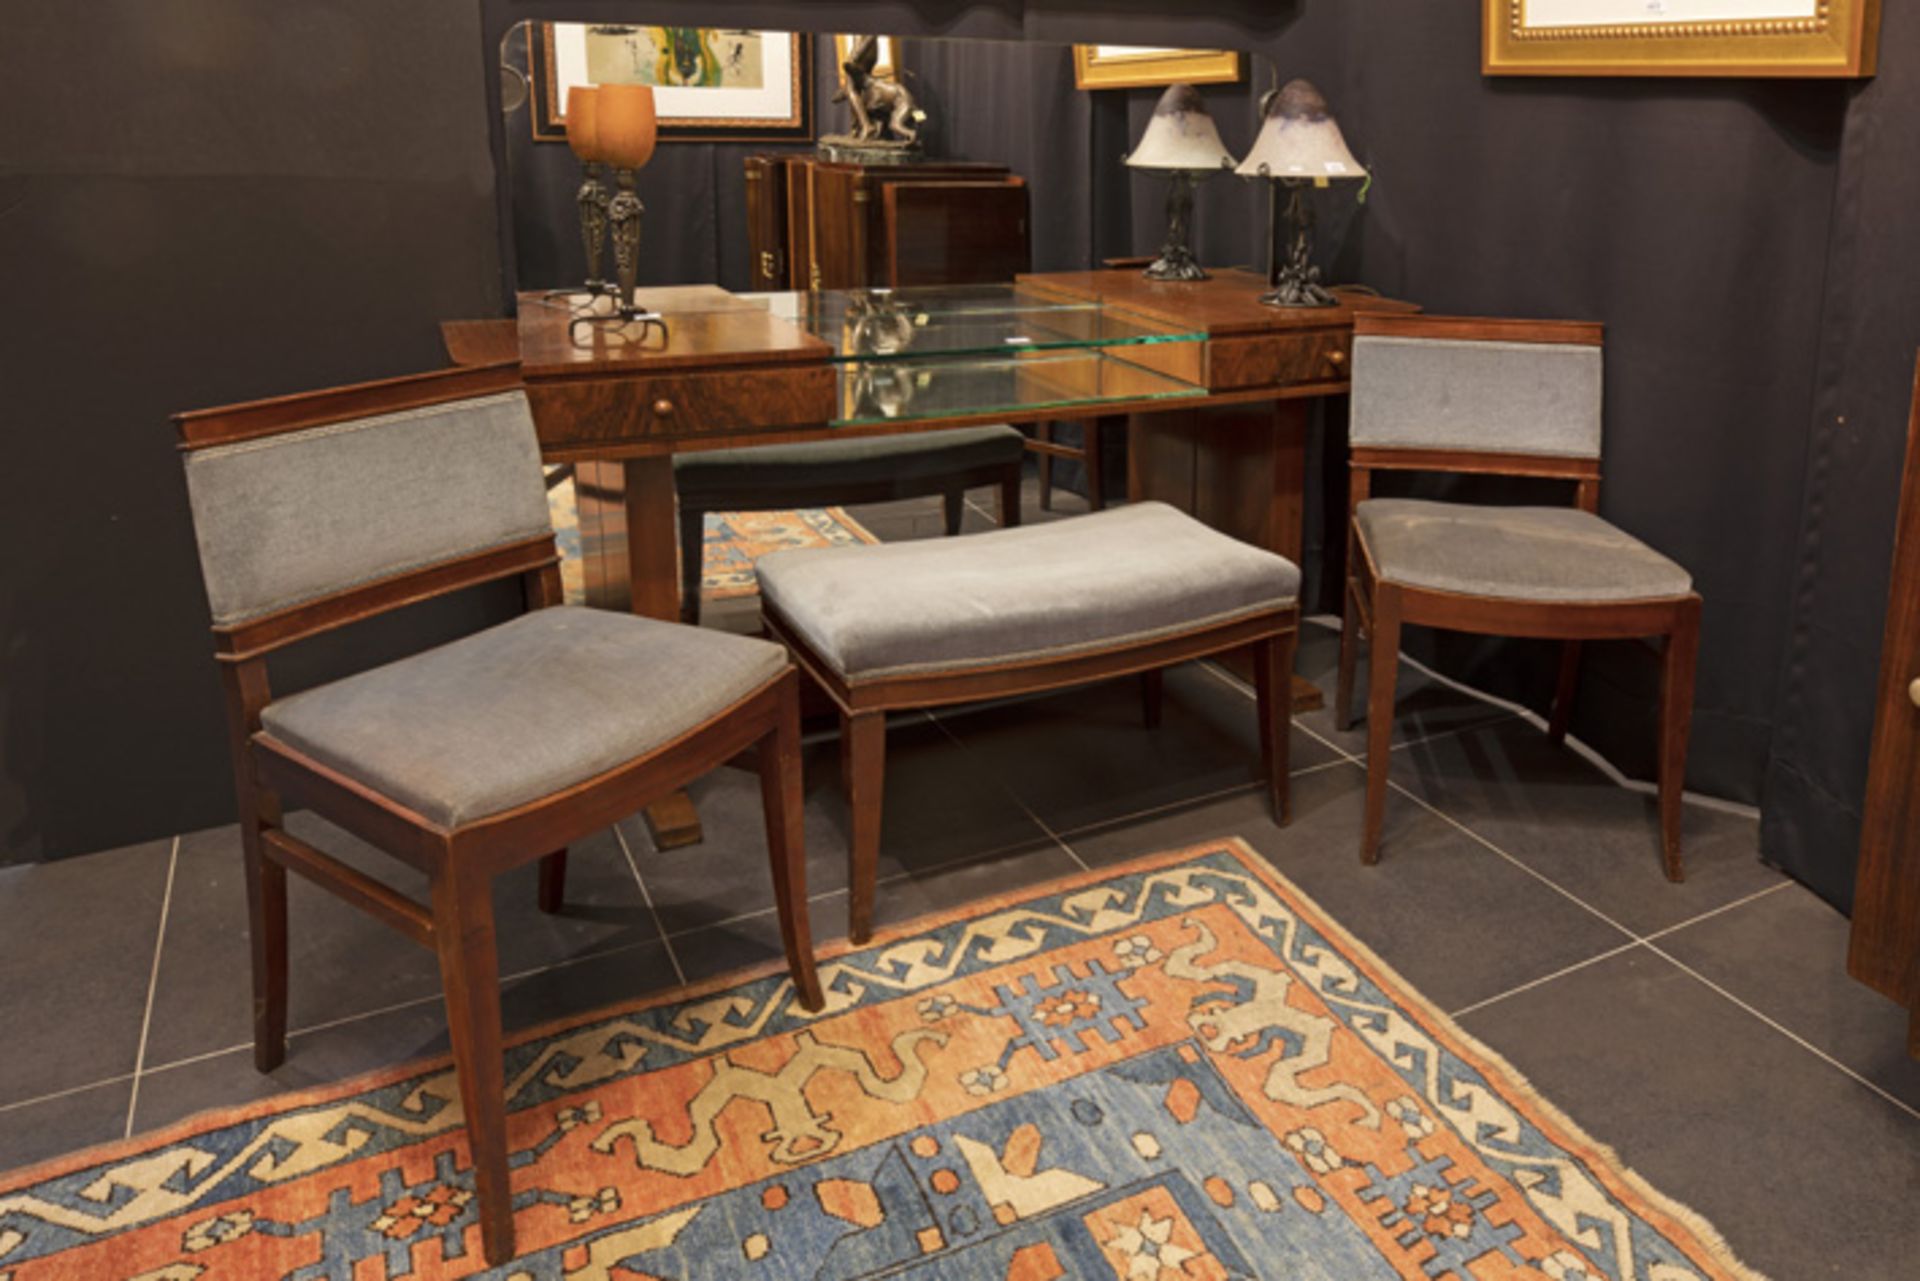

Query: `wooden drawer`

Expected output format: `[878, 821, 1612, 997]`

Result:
[1208, 332, 1350, 390]
[527, 364, 836, 450]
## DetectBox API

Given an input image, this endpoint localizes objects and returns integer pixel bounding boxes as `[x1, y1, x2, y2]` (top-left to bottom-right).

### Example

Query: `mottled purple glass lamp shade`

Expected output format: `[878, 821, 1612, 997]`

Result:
[1235, 80, 1367, 307]
[1125, 85, 1238, 282]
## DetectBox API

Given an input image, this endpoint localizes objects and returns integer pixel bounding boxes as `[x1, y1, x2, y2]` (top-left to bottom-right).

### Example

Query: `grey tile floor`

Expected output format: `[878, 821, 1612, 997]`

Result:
[3, 480, 1916, 1278]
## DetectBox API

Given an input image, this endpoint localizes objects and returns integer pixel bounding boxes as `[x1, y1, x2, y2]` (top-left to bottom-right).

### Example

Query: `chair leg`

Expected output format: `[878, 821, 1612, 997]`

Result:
[1140, 668, 1164, 730]
[1548, 640, 1582, 743]
[942, 486, 964, 536]
[241, 819, 288, 1072]
[1336, 577, 1362, 733]
[1252, 633, 1294, 824]
[430, 862, 514, 1266]
[843, 710, 887, 945]
[760, 677, 824, 1011]
[536, 849, 567, 915]
[999, 467, 1022, 528]
[1084, 419, 1105, 511]
[1036, 423, 1054, 511]
[1658, 599, 1702, 883]
[678, 504, 705, 625]
[1361, 586, 1402, 865]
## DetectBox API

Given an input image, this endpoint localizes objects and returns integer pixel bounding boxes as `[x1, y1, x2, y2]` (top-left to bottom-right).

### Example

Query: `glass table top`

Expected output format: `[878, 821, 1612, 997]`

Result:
[745, 284, 1207, 363]
[831, 349, 1203, 426]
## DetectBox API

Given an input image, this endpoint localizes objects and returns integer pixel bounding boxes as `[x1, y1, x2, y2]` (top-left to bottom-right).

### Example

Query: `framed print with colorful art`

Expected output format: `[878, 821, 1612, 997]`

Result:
[1072, 45, 1242, 91]
[1484, 0, 1879, 77]
[530, 23, 813, 142]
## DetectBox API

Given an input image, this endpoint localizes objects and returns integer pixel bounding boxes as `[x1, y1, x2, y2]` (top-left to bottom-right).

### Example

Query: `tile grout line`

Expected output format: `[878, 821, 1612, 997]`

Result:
[1448, 942, 1647, 1020]
[122, 836, 180, 1139]
[612, 823, 687, 987]
[1645, 939, 1920, 1125]
[0, 1071, 140, 1118]
[923, 713, 1088, 871]
[1448, 881, 1796, 1022]
[1201, 660, 1645, 944]
[1193, 658, 1520, 760]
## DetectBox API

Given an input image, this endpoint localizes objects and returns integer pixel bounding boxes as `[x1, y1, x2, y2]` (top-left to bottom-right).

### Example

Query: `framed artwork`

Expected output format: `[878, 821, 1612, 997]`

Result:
[1072, 45, 1242, 91]
[529, 23, 813, 142]
[1484, 0, 1880, 77]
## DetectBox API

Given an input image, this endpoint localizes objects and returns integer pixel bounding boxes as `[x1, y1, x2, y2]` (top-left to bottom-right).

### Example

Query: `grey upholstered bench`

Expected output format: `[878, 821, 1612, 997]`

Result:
[755, 500, 1301, 942]
[675, 424, 1026, 622]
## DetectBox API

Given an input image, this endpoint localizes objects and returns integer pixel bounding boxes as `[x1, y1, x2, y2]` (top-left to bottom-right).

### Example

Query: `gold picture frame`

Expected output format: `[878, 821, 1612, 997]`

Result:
[1484, 0, 1880, 77]
[1072, 45, 1242, 91]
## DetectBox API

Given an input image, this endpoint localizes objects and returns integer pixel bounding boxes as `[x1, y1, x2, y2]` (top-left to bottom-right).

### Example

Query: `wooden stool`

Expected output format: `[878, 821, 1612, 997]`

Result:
[675, 425, 1026, 623]
[756, 502, 1300, 942]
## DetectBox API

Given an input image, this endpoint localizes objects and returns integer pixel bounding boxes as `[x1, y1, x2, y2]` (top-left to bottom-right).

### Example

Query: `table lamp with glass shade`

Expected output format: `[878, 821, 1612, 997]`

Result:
[578, 83, 666, 336]
[1125, 84, 1237, 282]
[563, 85, 612, 297]
[1234, 79, 1367, 308]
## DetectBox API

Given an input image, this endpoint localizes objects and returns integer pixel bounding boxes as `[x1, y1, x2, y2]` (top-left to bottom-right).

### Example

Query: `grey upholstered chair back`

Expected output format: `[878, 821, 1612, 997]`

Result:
[1350, 332, 1603, 459]
[183, 391, 552, 625]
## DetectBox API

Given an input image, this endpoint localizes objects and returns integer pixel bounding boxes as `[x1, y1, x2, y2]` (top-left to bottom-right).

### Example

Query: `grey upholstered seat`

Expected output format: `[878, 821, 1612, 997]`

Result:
[756, 501, 1299, 682]
[673, 424, 1025, 497]
[1355, 498, 1691, 602]
[260, 607, 786, 826]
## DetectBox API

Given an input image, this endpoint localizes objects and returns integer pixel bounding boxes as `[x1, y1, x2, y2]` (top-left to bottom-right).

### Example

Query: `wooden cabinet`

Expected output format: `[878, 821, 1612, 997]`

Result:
[745, 155, 1030, 290]
[1849, 353, 1920, 1060]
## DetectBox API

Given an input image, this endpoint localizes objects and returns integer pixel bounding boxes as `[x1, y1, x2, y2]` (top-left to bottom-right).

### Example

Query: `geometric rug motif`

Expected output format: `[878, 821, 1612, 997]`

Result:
[547, 473, 877, 606]
[0, 841, 1765, 1280]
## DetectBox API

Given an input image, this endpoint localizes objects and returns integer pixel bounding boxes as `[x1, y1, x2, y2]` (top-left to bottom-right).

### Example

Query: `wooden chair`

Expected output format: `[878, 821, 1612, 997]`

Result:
[173, 363, 823, 1266]
[1028, 417, 1111, 513]
[1335, 314, 1702, 876]
[756, 502, 1300, 943]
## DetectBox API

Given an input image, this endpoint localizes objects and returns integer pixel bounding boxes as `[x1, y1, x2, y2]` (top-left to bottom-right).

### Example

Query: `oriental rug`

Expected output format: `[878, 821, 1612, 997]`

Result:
[0, 841, 1764, 1280]
[546, 474, 877, 606]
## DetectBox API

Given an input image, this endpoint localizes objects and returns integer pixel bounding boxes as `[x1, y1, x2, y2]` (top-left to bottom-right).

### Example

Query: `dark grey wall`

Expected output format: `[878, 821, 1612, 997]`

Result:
[0, 1, 509, 861]
[1762, 0, 1920, 912]
[4, 0, 1911, 918]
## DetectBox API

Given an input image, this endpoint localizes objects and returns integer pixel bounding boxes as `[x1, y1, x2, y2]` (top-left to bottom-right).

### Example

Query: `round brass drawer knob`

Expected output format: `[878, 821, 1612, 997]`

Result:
[1327, 350, 1348, 368]
[1908, 676, 1920, 709]
[653, 398, 675, 417]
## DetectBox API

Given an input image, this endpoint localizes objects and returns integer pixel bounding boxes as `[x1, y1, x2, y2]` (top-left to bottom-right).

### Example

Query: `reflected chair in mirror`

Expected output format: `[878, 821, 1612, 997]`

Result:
[756, 502, 1300, 944]
[174, 365, 824, 1266]
[674, 426, 1026, 624]
[1334, 314, 1701, 876]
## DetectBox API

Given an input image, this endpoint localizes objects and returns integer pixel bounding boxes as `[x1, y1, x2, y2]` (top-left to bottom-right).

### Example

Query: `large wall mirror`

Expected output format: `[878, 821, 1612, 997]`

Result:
[498, 21, 1299, 300]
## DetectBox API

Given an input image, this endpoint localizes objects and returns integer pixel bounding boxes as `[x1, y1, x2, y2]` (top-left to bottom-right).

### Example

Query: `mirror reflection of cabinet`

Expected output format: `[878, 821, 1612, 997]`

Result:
[746, 156, 1030, 291]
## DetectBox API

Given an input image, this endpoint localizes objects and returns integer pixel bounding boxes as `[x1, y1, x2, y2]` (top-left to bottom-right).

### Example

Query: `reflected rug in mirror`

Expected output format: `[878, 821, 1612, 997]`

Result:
[547, 474, 877, 606]
[0, 841, 1763, 1279]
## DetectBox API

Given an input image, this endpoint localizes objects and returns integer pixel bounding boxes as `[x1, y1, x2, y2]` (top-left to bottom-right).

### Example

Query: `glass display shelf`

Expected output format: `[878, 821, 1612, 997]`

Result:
[748, 284, 1206, 363]
[832, 349, 1203, 427]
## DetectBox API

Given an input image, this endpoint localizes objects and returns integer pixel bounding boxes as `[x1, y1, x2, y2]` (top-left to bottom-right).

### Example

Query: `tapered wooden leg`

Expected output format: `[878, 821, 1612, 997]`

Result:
[999, 467, 1022, 528]
[1361, 586, 1402, 865]
[222, 663, 287, 1073]
[241, 823, 288, 1072]
[1252, 632, 1294, 824]
[1548, 640, 1582, 743]
[1140, 668, 1164, 730]
[431, 862, 513, 1266]
[1657, 597, 1702, 883]
[942, 487, 964, 536]
[760, 677, 824, 1011]
[844, 711, 887, 945]
[1336, 578, 1362, 733]
[1084, 418, 1105, 511]
[1036, 423, 1055, 511]
[678, 504, 704, 625]
[536, 850, 567, 915]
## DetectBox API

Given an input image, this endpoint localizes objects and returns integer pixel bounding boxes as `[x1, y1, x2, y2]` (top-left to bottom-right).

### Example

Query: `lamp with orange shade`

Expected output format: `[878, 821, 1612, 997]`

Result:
[564, 86, 611, 294]
[594, 84, 663, 327]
